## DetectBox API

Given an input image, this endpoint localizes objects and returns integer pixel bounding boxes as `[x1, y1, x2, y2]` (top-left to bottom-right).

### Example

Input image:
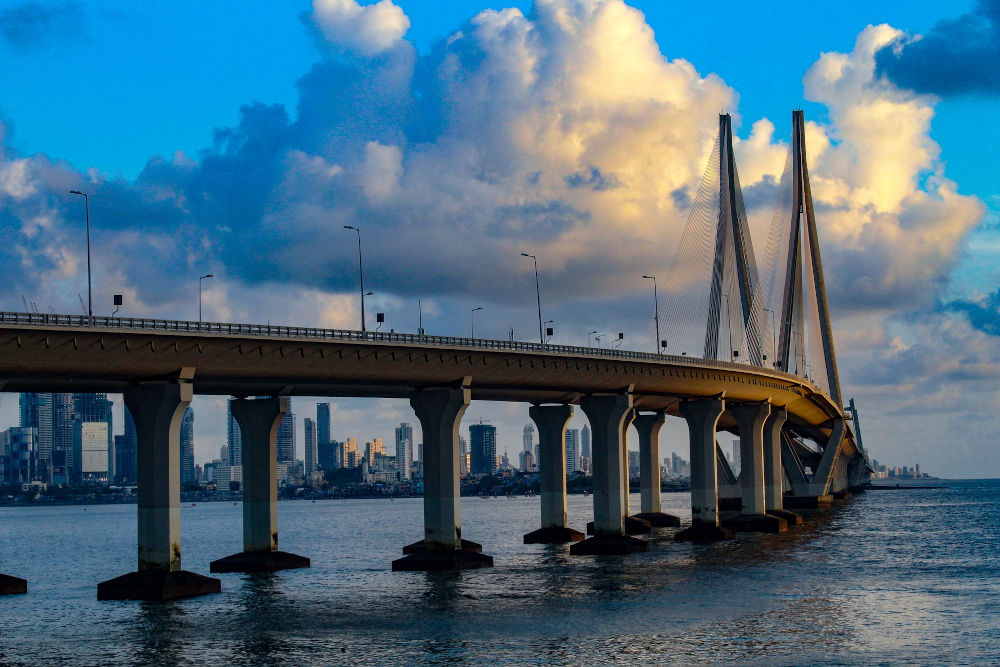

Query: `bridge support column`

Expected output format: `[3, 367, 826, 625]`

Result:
[393, 384, 493, 570]
[632, 412, 680, 528]
[211, 397, 310, 573]
[98, 381, 220, 600]
[571, 391, 648, 555]
[723, 401, 787, 534]
[762, 407, 801, 525]
[675, 397, 733, 543]
[524, 404, 584, 544]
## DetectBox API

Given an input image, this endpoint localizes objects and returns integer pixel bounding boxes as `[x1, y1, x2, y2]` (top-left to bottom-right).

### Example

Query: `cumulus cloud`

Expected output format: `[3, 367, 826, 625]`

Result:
[874, 0, 1000, 96]
[310, 0, 410, 56]
[0, 0, 85, 50]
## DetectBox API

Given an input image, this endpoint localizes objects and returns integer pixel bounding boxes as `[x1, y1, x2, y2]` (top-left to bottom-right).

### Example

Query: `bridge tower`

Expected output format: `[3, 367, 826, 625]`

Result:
[704, 114, 766, 365]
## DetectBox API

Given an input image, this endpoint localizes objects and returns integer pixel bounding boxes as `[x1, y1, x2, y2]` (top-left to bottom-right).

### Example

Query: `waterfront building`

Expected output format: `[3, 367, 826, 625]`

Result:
[342, 438, 359, 468]
[317, 403, 336, 470]
[581, 424, 591, 461]
[522, 423, 535, 454]
[180, 407, 195, 485]
[304, 417, 318, 476]
[565, 428, 580, 474]
[1, 427, 37, 485]
[469, 422, 496, 475]
[277, 408, 295, 462]
[627, 450, 639, 477]
[74, 393, 114, 478]
[73, 421, 109, 484]
[459, 435, 469, 475]
[395, 422, 413, 480]
[227, 399, 242, 467]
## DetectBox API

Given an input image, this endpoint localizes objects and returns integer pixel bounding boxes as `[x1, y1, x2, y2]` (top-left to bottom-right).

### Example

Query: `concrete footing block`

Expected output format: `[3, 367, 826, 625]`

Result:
[767, 509, 804, 525]
[632, 512, 681, 528]
[719, 497, 742, 511]
[97, 570, 221, 601]
[569, 534, 649, 555]
[391, 548, 493, 571]
[523, 526, 586, 544]
[784, 495, 833, 510]
[402, 539, 482, 554]
[674, 521, 735, 543]
[832, 491, 852, 504]
[586, 515, 652, 536]
[210, 550, 310, 573]
[723, 513, 788, 533]
[0, 573, 27, 595]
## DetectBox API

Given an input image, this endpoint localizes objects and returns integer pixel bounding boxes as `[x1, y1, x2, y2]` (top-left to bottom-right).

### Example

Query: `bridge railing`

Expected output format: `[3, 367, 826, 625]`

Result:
[0, 311, 805, 380]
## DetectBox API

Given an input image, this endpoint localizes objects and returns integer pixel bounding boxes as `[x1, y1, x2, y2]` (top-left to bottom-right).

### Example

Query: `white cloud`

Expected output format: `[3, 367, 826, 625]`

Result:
[311, 0, 410, 56]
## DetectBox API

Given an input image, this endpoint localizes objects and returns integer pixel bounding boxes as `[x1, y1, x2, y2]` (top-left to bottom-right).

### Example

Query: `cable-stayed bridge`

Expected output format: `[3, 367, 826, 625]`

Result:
[0, 112, 869, 600]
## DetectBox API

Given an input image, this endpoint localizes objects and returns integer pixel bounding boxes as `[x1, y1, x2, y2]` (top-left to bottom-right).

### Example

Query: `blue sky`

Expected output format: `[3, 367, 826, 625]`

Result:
[1, 0, 998, 477]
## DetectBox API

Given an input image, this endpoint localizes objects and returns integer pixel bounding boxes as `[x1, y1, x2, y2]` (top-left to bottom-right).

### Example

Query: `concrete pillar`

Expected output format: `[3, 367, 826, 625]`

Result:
[675, 396, 733, 542]
[393, 384, 492, 570]
[632, 412, 680, 527]
[571, 392, 648, 555]
[524, 405, 584, 543]
[762, 407, 803, 526]
[98, 380, 220, 600]
[724, 401, 787, 533]
[210, 397, 310, 572]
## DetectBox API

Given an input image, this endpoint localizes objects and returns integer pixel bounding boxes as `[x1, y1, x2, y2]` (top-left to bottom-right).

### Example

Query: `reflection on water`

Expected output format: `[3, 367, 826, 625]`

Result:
[1, 482, 999, 665]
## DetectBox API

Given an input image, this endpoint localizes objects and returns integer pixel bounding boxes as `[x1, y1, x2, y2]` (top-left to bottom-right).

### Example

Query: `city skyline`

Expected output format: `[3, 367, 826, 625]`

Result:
[0, 1, 998, 477]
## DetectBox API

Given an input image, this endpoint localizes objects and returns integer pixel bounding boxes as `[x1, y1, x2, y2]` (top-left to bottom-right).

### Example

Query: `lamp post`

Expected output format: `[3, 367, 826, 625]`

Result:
[199, 274, 214, 323]
[68, 190, 92, 322]
[471, 306, 483, 339]
[344, 225, 367, 332]
[643, 275, 661, 354]
[520, 252, 543, 344]
[544, 319, 554, 343]
[586, 330, 597, 348]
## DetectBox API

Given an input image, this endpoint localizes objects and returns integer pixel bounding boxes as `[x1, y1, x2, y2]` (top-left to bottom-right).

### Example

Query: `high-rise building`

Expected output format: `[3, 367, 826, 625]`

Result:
[581, 424, 591, 460]
[180, 407, 195, 485]
[342, 438, 359, 468]
[277, 409, 295, 462]
[459, 435, 469, 475]
[304, 417, 318, 475]
[116, 408, 138, 484]
[227, 399, 242, 467]
[565, 428, 580, 474]
[522, 423, 535, 453]
[2, 427, 37, 484]
[74, 394, 113, 476]
[731, 439, 741, 477]
[316, 403, 334, 470]
[19, 394, 52, 481]
[73, 421, 109, 484]
[469, 422, 496, 475]
[395, 422, 413, 480]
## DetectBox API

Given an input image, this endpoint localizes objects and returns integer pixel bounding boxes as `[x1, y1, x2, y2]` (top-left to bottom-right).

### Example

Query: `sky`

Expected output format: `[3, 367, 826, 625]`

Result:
[0, 0, 998, 477]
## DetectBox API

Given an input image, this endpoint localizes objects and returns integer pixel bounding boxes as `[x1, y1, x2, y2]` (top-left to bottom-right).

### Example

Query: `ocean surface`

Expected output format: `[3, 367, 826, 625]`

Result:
[1, 480, 998, 666]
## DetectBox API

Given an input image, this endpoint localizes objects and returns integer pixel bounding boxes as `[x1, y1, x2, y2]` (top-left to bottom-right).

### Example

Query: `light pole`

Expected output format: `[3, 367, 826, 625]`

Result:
[586, 330, 597, 348]
[471, 306, 483, 339]
[544, 319, 554, 343]
[520, 252, 543, 344]
[199, 274, 214, 323]
[344, 225, 367, 332]
[643, 275, 661, 354]
[68, 190, 92, 322]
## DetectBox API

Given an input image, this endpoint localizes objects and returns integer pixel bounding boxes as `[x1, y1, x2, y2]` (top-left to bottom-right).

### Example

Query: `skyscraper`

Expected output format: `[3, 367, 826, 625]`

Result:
[19, 393, 52, 482]
[227, 399, 243, 467]
[180, 407, 195, 485]
[581, 424, 591, 460]
[316, 403, 334, 470]
[522, 423, 535, 453]
[469, 422, 496, 475]
[74, 394, 113, 482]
[277, 409, 295, 462]
[304, 417, 318, 475]
[565, 428, 580, 474]
[395, 422, 413, 480]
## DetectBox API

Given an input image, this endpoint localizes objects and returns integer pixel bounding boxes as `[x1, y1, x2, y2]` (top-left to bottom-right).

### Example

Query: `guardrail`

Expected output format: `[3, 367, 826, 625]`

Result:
[0, 311, 807, 383]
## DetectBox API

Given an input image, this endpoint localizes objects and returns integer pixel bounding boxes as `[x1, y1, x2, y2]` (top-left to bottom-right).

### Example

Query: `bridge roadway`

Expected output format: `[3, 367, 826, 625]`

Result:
[0, 312, 865, 600]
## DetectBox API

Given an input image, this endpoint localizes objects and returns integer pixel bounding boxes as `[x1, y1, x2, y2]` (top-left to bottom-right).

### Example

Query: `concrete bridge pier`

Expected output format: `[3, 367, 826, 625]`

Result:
[632, 411, 680, 528]
[571, 391, 648, 555]
[675, 397, 734, 543]
[211, 397, 310, 573]
[762, 407, 802, 526]
[723, 401, 788, 534]
[524, 404, 584, 544]
[393, 384, 493, 570]
[98, 380, 221, 600]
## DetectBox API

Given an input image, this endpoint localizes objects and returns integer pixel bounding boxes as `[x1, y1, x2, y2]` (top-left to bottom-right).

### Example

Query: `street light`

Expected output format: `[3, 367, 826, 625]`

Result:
[586, 330, 597, 348]
[68, 190, 92, 322]
[643, 275, 662, 354]
[199, 274, 214, 323]
[471, 306, 483, 339]
[344, 225, 367, 332]
[544, 319, 554, 343]
[520, 252, 543, 344]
